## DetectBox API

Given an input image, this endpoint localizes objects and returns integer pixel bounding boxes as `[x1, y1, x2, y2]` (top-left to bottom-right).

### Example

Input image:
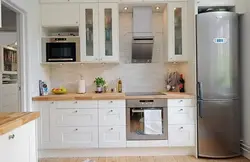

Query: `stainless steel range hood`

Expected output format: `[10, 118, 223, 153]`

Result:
[132, 7, 154, 63]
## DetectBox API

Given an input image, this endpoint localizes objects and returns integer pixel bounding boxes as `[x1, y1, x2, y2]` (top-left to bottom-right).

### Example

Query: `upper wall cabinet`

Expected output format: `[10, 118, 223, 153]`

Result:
[80, 3, 119, 63]
[196, 0, 235, 6]
[41, 4, 80, 27]
[167, 2, 188, 62]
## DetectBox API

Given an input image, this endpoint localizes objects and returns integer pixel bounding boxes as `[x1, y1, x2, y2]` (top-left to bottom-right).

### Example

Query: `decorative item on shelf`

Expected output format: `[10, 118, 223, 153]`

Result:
[51, 87, 67, 95]
[117, 78, 123, 93]
[39, 80, 49, 96]
[166, 71, 181, 92]
[77, 75, 86, 94]
[179, 74, 185, 92]
[94, 77, 106, 93]
[103, 83, 108, 93]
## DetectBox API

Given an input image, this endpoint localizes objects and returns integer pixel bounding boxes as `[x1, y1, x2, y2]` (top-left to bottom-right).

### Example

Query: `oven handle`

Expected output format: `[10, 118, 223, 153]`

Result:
[132, 110, 144, 113]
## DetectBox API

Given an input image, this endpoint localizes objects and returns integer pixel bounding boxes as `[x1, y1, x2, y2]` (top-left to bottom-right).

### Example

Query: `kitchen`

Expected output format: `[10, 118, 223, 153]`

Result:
[0, 0, 250, 162]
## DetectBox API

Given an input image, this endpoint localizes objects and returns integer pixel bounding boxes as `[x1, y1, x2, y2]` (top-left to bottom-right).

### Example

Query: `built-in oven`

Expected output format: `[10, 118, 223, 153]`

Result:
[42, 37, 80, 62]
[126, 99, 168, 140]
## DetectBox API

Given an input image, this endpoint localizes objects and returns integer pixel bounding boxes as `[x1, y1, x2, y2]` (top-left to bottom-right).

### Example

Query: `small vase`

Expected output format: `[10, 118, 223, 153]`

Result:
[96, 86, 102, 93]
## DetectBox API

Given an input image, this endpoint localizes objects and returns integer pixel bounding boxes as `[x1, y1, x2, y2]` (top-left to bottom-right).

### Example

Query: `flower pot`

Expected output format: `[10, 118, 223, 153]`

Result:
[96, 86, 102, 93]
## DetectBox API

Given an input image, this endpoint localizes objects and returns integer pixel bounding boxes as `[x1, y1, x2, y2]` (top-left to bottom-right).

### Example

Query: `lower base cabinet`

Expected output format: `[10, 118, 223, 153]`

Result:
[168, 125, 195, 147]
[0, 121, 37, 162]
[99, 126, 126, 148]
[51, 127, 98, 148]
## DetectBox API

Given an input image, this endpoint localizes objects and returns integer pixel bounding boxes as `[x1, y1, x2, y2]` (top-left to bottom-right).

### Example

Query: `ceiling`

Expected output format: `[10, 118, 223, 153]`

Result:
[0, 4, 17, 32]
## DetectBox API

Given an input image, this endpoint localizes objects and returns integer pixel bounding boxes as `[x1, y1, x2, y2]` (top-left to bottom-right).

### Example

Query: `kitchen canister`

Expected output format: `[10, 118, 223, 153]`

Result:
[77, 75, 86, 94]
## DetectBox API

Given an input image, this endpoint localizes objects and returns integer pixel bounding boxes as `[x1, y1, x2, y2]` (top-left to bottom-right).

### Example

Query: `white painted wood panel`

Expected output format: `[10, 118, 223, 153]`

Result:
[99, 108, 125, 126]
[55, 100, 98, 109]
[168, 99, 194, 107]
[99, 126, 126, 148]
[51, 127, 98, 148]
[168, 107, 195, 125]
[51, 108, 98, 126]
[41, 4, 80, 27]
[98, 100, 126, 108]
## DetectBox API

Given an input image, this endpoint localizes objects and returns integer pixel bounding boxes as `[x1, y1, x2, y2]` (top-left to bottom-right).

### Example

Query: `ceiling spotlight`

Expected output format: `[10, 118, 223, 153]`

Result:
[156, 6, 160, 10]
[174, 8, 176, 10]
[124, 7, 128, 11]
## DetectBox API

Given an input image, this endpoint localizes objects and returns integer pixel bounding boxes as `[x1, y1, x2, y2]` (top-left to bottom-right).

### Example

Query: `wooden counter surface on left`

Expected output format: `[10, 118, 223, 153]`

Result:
[0, 112, 40, 135]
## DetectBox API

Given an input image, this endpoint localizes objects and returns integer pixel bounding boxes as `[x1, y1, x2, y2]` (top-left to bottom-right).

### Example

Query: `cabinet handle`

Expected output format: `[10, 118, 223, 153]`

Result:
[110, 110, 113, 113]
[179, 100, 183, 103]
[75, 129, 78, 131]
[179, 109, 183, 112]
[110, 128, 113, 130]
[8, 134, 15, 140]
[74, 110, 78, 113]
[109, 101, 113, 103]
[74, 101, 78, 104]
[179, 127, 184, 130]
[51, 102, 54, 104]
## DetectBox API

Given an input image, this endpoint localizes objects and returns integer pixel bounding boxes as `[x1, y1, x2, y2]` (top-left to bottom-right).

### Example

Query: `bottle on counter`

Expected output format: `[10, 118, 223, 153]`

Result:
[117, 78, 123, 93]
[179, 74, 185, 93]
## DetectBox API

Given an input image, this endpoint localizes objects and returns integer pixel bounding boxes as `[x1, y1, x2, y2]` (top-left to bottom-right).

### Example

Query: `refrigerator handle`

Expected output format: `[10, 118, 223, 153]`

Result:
[198, 100, 203, 118]
[197, 82, 203, 100]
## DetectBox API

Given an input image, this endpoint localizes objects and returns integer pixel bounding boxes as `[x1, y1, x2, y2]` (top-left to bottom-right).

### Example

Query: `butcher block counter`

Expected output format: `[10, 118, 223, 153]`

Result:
[32, 92, 194, 101]
[0, 112, 40, 135]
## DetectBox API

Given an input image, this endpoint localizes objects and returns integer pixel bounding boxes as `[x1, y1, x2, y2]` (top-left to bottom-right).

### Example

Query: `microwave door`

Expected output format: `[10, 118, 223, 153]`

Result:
[46, 42, 76, 62]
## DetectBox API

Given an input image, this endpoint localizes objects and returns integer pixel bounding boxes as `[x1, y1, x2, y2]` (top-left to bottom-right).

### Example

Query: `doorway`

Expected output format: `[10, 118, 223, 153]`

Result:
[0, 1, 26, 112]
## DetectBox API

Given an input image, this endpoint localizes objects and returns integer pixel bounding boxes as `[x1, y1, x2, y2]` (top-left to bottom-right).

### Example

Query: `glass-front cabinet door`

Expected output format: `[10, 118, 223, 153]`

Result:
[99, 3, 119, 62]
[168, 2, 188, 62]
[80, 4, 99, 62]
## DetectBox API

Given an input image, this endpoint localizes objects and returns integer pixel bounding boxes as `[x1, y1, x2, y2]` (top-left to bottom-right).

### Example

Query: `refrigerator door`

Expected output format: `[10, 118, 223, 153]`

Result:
[197, 12, 239, 100]
[198, 100, 241, 158]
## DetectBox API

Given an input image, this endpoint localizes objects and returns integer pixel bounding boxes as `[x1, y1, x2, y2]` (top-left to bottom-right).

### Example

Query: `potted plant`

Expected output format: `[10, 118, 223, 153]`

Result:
[94, 77, 106, 93]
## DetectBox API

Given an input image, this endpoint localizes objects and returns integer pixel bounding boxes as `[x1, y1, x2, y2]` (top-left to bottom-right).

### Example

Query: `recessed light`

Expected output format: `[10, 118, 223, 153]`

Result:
[124, 7, 128, 11]
[174, 8, 176, 10]
[156, 6, 160, 10]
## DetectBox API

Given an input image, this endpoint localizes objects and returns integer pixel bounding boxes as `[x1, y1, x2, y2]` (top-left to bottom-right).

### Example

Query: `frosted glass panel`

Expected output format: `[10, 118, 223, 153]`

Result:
[174, 8, 182, 55]
[86, 9, 93, 56]
[105, 9, 112, 56]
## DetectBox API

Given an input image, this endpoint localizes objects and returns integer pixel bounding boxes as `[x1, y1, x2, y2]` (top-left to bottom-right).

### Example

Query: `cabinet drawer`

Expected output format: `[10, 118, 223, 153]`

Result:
[99, 100, 126, 108]
[99, 108, 125, 126]
[168, 125, 195, 147]
[168, 99, 193, 107]
[55, 101, 98, 109]
[99, 126, 126, 148]
[168, 107, 195, 124]
[51, 109, 98, 126]
[51, 127, 98, 148]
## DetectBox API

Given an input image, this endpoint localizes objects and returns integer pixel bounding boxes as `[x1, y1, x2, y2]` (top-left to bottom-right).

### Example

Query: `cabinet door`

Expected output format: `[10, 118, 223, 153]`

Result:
[99, 108, 126, 126]
[168, 125, 195, 146]
[197, 0, 235, 6]
[168, 2, 188, 62]
[41, 4, 80, 27]
[99, 3, 119, 62]
[51, 127, 98, 148]
[168, 107, 195, 125]
[99, 126, 126, 148]
[80, 4, 99, 62]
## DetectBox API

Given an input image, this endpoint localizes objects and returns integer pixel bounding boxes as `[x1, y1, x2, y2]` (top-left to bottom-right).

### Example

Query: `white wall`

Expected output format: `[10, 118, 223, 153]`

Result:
[7, 0, 49, 110]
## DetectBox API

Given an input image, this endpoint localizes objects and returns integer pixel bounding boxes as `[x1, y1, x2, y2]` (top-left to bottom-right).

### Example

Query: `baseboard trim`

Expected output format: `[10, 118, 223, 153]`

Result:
[243, 149, 250, 160]
[39, 147, 195, 158]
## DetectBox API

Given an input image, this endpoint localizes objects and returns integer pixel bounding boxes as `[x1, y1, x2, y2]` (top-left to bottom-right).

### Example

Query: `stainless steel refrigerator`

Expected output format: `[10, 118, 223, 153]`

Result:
[197, 11, 241, 158]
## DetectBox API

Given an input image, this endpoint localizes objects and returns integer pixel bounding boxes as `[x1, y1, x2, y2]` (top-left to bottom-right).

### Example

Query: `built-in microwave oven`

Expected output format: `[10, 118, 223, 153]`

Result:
[42, 37, 80, 62]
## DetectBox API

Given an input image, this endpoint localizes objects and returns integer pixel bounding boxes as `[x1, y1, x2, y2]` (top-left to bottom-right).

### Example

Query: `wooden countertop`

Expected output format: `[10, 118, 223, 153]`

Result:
[32, 92, 194, 101]
[0, 112, 40, 135]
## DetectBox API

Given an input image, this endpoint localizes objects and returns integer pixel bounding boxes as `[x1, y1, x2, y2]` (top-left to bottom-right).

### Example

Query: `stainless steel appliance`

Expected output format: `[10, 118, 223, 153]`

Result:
[42, 37, 80, 62]
[126, 92, 167, 140]
[197, 11, 241, 158]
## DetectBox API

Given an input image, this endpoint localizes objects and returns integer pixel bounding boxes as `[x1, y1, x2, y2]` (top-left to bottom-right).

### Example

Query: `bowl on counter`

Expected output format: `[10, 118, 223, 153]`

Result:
[51, 88, 67, 95]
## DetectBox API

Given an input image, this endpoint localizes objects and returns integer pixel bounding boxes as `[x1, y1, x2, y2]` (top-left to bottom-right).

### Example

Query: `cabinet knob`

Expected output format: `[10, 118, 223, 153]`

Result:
[179, 100, 183, 103]
[51, 102, 54, 104]
[179, 109, 183, 112]
[110, 128, 113, 130]
[110, 101, 113, 103]
[74, 110, 78, 113]
[8, 134, 15, 140]
[110, 110, 113, 113]
[74, 101, 78, 104]
[75, 129, 78, 131]
[76, 21, 78, 24]
[179, 127, 184, 130]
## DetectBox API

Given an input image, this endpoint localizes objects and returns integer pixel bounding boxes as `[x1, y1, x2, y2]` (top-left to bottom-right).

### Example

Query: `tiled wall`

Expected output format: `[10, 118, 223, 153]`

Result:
[48, 12, 188, 93]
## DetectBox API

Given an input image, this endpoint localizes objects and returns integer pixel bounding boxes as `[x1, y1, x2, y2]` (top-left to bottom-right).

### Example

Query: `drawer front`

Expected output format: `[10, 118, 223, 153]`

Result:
[98, 100, 126, 108]
[51, 109, 98, 126]
[99, 108, 126, 126]
[168, 107, 195, 124]
[168, 125, 195, 147]
[168, 99, 194, 107]
[51, 127, 98, 148]
[99, 126, 126, 148]
[55, 101, 98, 109]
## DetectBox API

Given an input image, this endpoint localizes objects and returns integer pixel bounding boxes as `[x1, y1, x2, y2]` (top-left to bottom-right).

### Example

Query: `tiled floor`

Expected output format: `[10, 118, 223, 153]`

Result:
[39, 156, 250, 162]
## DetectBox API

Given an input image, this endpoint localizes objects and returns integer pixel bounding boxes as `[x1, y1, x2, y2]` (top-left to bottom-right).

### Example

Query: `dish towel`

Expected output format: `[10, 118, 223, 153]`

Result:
[144, 109, 163, 135]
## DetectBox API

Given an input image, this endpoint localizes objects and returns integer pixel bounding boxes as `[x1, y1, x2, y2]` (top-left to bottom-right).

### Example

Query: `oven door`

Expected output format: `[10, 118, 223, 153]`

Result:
[46, 42, 76, 62]
[126, 107, 168, 140]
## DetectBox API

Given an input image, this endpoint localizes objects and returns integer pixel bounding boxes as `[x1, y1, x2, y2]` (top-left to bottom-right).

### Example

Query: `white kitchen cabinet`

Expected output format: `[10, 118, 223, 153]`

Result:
[99, 3, 119, 62]
[0, 1, 2, 28]
[55, 100, 98, 109]
[80, 3, 99, 62]
[0, 121, 37, 162]
[51, 127, 98, 148]
[168, 99, 194, 107]
[99, 108, 126, 126]
[167, 2, 188, 62]
[98, 100, 126, 108]
[40, 0, 70, 3]
[41, 4, 80, 27]
[168, 125, 195, 147]
[168, 107, 195, 125]
[99, 126, 126, 148]
[51, 108, 98, 126]
[196, 0, 235, 7]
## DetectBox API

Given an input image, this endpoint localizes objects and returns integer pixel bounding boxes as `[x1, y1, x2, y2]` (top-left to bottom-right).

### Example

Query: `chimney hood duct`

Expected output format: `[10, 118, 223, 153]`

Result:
[132, 7, 154, 63]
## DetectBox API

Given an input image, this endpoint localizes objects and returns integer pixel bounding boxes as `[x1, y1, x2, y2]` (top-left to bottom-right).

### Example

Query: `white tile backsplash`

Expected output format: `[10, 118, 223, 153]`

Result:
[49, 12, 168, 93]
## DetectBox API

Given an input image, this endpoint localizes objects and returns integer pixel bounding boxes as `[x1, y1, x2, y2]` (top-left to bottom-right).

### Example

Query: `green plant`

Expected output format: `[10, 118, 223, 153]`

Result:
[94, 77, 106, 87]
